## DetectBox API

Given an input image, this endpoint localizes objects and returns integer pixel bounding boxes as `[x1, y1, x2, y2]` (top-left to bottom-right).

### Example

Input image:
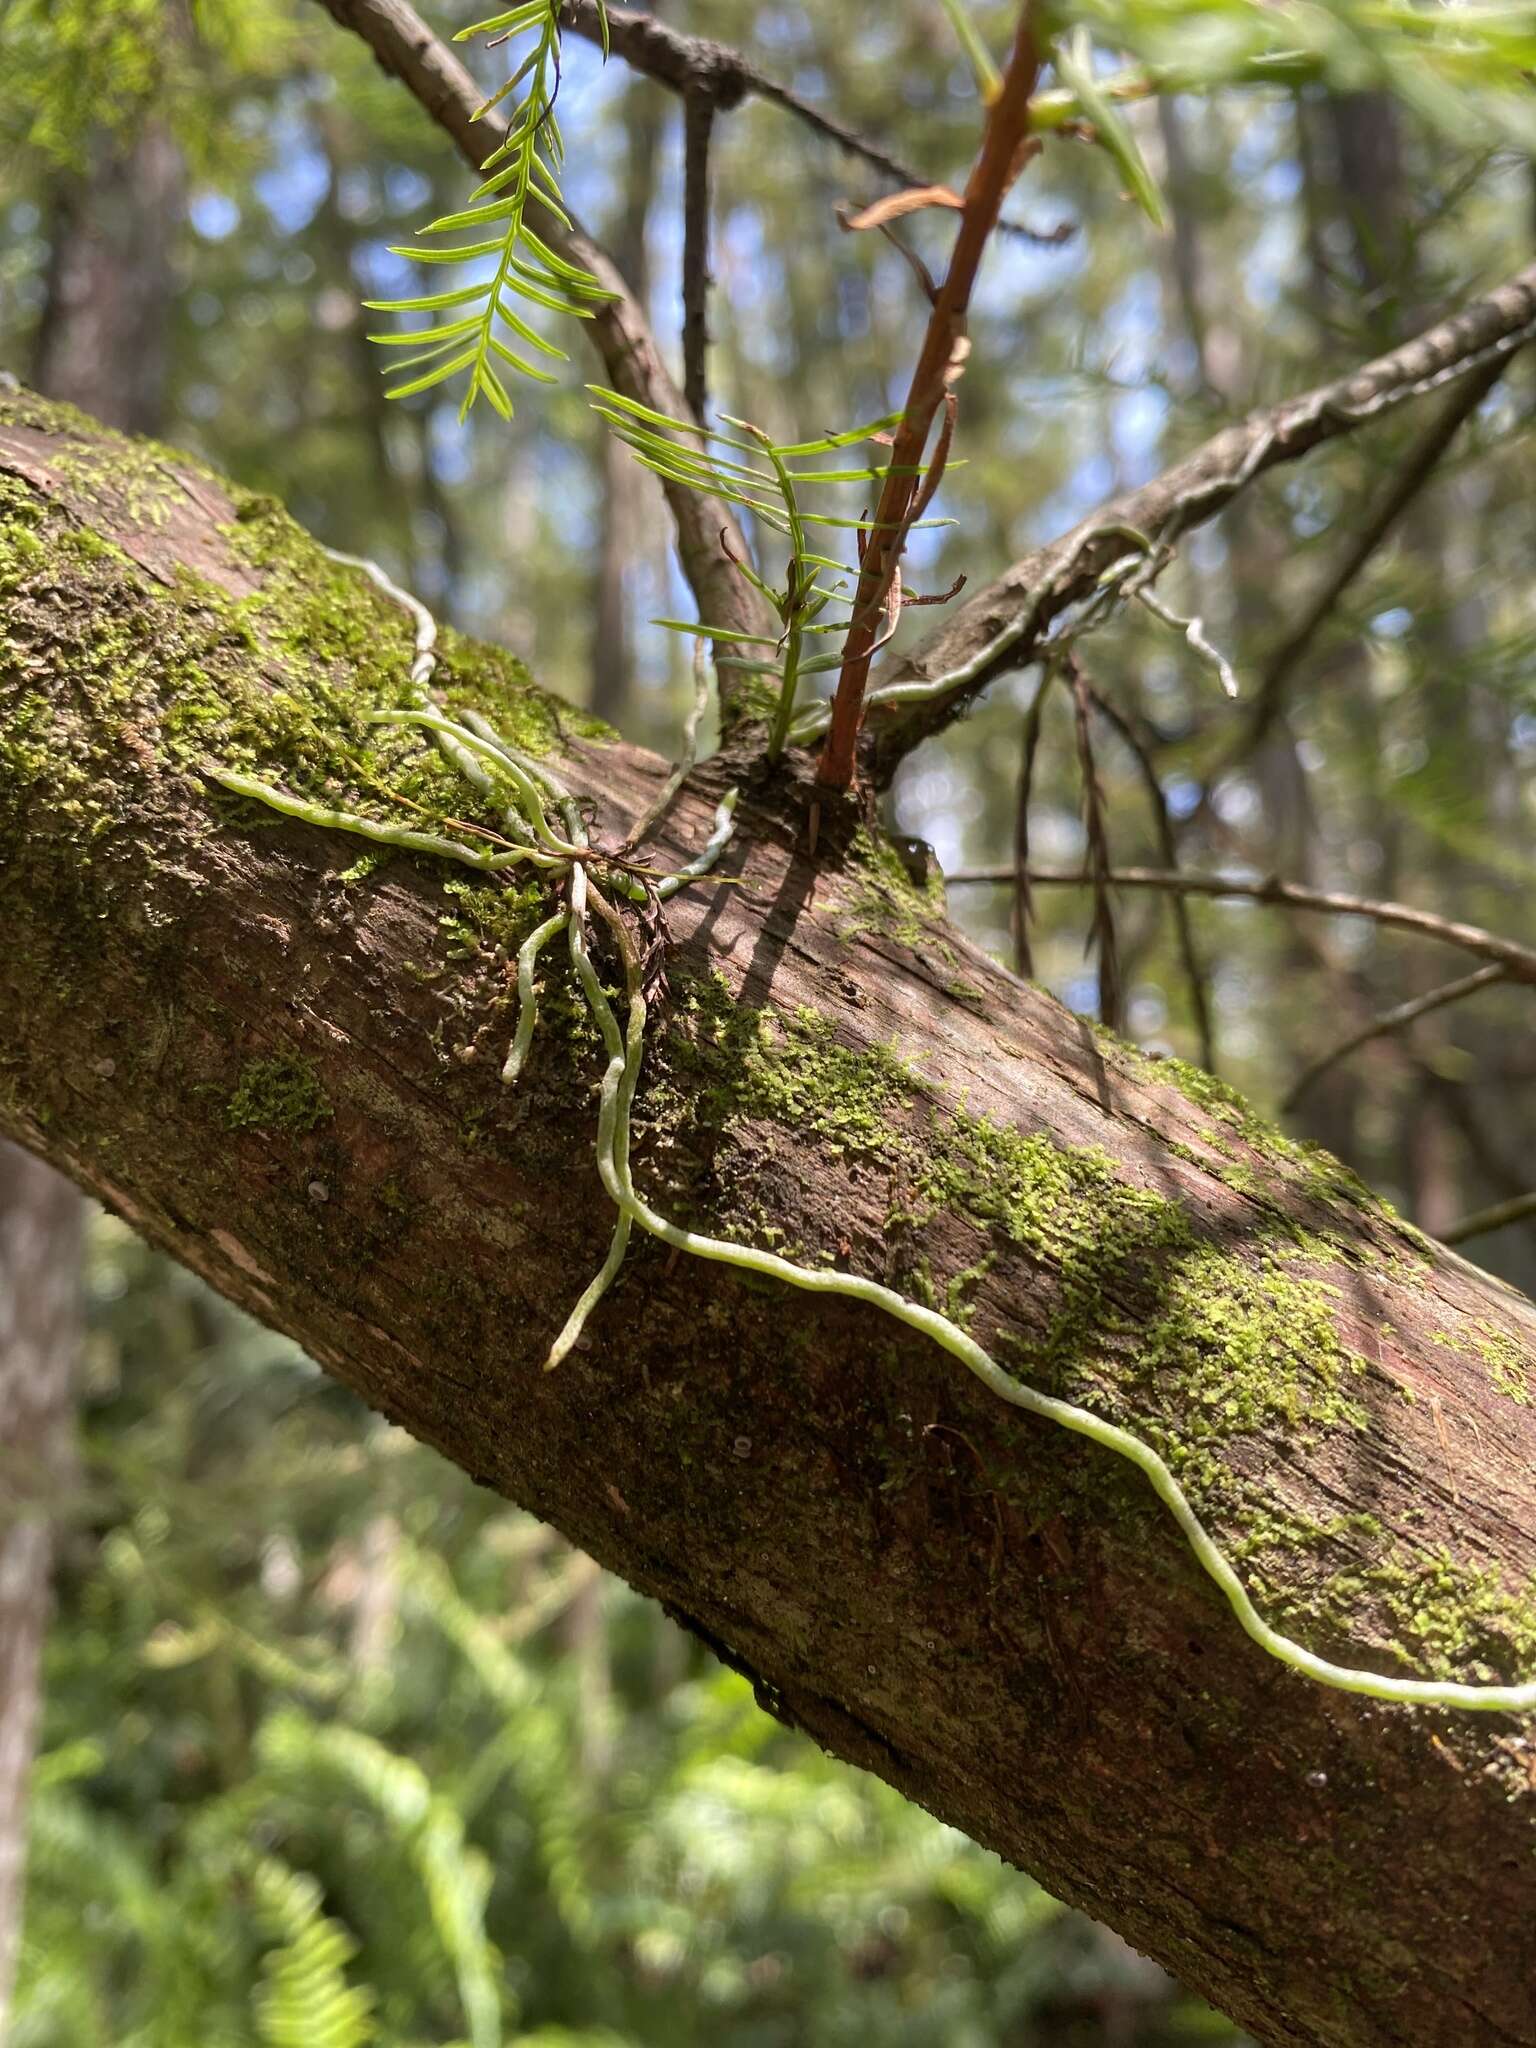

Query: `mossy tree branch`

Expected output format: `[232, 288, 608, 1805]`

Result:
[4, 392, 1536, 2048]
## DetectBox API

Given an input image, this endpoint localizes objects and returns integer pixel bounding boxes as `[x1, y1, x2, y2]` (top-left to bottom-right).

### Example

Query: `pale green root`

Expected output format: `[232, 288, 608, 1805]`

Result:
[225, 549, 1536, 1715]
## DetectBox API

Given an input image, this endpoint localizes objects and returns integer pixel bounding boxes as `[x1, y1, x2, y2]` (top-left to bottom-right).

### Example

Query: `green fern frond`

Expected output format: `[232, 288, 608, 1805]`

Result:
[589, 388, 955, 753]
[404, 1546, 600, 1942]
[257, 1712, 505, 2048]
[366, 0, 612, 418]
[251, 1856, 378, 2048]
[939, 0, 1002, 98]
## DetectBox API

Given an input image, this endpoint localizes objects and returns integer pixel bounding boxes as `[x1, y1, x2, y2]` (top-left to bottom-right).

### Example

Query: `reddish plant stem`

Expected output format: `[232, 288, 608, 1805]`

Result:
[816, 7, 1040, 791]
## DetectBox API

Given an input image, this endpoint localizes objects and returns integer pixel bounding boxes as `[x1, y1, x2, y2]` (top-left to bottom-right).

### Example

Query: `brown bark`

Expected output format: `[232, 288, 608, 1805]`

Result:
[3, 394, 1536, 2047]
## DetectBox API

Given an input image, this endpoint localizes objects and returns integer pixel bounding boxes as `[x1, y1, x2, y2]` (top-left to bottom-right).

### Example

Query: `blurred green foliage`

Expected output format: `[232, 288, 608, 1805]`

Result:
[13, 1218, 1243, 2045]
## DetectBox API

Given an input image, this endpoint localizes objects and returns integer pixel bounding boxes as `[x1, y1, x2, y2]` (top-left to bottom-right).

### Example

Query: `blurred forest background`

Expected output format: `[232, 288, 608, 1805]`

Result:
[2, 0, 1534, 2040]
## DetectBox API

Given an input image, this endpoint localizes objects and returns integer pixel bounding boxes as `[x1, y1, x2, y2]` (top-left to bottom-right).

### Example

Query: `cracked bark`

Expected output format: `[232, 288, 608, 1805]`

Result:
[2, 395, 1536, 2047]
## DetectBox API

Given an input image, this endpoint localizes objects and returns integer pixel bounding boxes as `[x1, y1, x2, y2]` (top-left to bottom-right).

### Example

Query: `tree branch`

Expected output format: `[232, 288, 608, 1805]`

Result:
[557, 0, 1068, 245]
[309, 0, 778, 678]
[819, 9, 1042, 789]
[874, 260, 1536, 776]
[6, 393, 1536, 2047]
[680, 84, 715, 422]
[1064, 655, 1122, 1031]
[1081, 679, 1216, 1071]
[1238, 353, 1506, 759]
[946, 863, 1536, 982]
[1282, 963, 1508, 1112]
[1443, 1191, 1536, 1246]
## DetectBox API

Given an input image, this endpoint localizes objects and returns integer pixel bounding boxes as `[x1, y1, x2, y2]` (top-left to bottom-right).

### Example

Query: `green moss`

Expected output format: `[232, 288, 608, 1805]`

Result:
[1124, 1047, 1331, 1185]
[943, 1250, 997, 1326]
[1097, 1032, 1423, 1245]
[1246, 1530, 1536, 1684]
[1472, 1320, 1531, 1405]
[225, 1055, 333, 1134]
[0, 408, 604, 980]
[911, 1106, 1372, 1496]
[0, 392, 223, 531]
[659, 971, 1374, 1530]
[667, 978, 916, 1158]
[1423, 1321, 1531, 1405]
[438, 874, 547, 960]
[1230, 1502, 1384, 1566]
[57, 524, 130, 567]
[0, 474, 47, 592]
[337, 849, 388, 886]
[837, 826, 955, 962]
[652, 972, 1505, 1680]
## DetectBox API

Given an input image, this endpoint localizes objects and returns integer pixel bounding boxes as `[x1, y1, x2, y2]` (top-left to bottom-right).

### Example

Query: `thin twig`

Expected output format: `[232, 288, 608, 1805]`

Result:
[1431, 1073, 1536, 1213]
[818, 6, 1041, 791]
[558, 0, 1069, 246]
[1441, 1191, 1536, 1247]
[1083, 683, 1216, 1071]
[681, 86, 716, 422]
[874, 259, 1536, 775]
[1239, 354, 1506, 758]
[1064, 657, 1122, 1031]
[1011, 668, 1056, 978]
[944, 865, 1536, 982]
[1283, 964, 1507, 1111]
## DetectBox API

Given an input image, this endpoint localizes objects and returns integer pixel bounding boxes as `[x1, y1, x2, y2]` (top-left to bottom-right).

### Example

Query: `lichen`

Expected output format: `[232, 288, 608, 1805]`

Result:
[225, 1054, 333, 1134]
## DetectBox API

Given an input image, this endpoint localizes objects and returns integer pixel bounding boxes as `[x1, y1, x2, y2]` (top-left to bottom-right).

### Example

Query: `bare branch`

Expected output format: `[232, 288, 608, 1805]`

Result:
[945, 865, 1536, 982]
[1238, 354, 1506, 759]
[1065, 657, 1122, 1031]
[818, 10, 1042, 791]
[1283, 964, 1508, 1112]
[308, 0, 777, 679]
[1083, 683, 1216, 1071]
[1010, 672, 1054, 978]
[874, 260, 1536, 777]
[558, 0, 1069, 246]
[1442, 1191, 1536, 1246]
[681, 86, 716, 421]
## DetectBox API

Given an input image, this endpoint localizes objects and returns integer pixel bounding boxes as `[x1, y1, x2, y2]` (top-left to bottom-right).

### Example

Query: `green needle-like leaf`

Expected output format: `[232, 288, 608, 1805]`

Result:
[370, 2, 609, 418]
[1055, 29, 1169, 230]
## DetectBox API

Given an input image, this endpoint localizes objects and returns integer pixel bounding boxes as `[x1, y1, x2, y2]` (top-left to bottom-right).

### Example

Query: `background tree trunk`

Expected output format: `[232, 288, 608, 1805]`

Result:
[3, 394, 1536, 2048]
[30, 126, 183, 438]
[0, 135, 182, 2031]
[0, 1151, 79, 2036]
[591, 69, 665, 728]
